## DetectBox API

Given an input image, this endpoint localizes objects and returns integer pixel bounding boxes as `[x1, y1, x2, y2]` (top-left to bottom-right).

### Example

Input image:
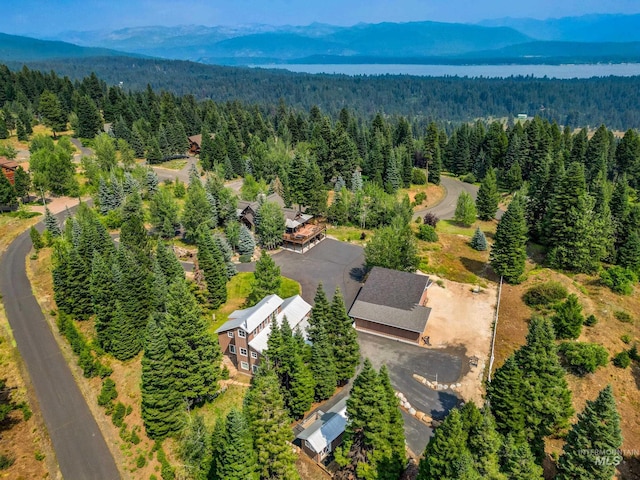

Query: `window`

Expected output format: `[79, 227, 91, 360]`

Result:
[240, 348, 248, 356]
[229, 345, 236, 354]
[251, 351, 258, 359]
[252, 365, 259, 374]
[238, 329, 246, 338]
[240, 361, 249, 370]
[227, 331, 234, 338]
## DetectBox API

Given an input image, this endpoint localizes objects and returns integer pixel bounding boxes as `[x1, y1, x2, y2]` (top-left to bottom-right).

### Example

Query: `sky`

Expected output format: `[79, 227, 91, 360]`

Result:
[4, 0, 640, 36]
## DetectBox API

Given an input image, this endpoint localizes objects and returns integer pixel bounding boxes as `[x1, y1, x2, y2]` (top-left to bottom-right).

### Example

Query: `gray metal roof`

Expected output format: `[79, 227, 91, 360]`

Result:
[296, 398, 348, 453]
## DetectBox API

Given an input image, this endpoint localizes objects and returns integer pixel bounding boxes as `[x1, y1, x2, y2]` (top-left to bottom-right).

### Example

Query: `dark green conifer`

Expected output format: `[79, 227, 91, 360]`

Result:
[90, 252, 116, 349]
[418, 408, 470, 480]
[551, 294, 584, 339]
[378, 365, 406, 479]
[476, 168, 500, 220]
[243, 361, 299, 480]
[141, 315, 184, 439]
[490, 194, 527, 283]
[486, 355, 526, 436]
[246, 250, 281, 307]
[214, 409, 258, 480]
[287, 352, 315, 419]
[44, 206, 61, 237]
[500, 435, 543, 480]
[196, 226, 227, 309]
[329, 288, 360, 384]
[110, 300, 141, 361]
[556, 385, 622, 480]
[164, 280, 221, 406]
[309, 322, 337, 401]
[67, 246, 93, 319]
[306, 283, 330, 344]
[156, 240, 185, 283]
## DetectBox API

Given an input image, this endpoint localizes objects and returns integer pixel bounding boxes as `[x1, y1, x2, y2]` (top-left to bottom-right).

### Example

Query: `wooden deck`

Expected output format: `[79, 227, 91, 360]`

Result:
[283, 224, 326, 253]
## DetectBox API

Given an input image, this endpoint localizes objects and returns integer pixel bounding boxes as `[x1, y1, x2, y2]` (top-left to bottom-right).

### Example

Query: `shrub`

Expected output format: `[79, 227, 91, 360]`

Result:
[558, 342, 609, 375]
[522, 281, 568, 307]
[221, 365, 230, 380]
[239, 254, 252, 263]
[613, 351, 631, 368]
[629, 344, 639, 362]
[584, 314, 598, 327]
[129, 429, 141, 445]
[621, 334, 632, 344]
[461, 173, 476, 183]
[97, 378, 118, 407]
[411, 168, 427, 185]
[417, 224, 438, 242]
[20, 403, 32, 421]
[600, 266, 637, 295]
[173, 180, 186, 198]
[454, 191, 477, 226]
[0, 454, 15, 470]
[136, 454, 146, 468]
[413, 191, 427, 207]
[614, 310, 633, 324]
[423, 212, 439, 228]
[551, 294, 584, 339]
[111, 402, 126, 427]
[470, 227, 488, 251]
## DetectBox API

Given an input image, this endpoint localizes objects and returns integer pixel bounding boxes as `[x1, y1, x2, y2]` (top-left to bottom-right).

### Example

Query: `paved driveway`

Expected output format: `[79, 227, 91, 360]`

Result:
[358, 331, 464, 455]
[240, 239, 365, 305]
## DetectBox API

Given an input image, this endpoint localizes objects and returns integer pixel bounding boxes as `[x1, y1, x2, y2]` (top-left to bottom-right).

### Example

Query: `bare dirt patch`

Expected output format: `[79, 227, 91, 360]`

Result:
[424, 276, 497, 404]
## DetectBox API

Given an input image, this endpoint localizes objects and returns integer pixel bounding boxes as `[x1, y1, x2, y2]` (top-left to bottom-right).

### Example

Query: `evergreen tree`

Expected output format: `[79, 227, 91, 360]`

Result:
[556, 385, 622, 480]
[503, 160, 523, 193]
[164, 279, 221, 405]
[470, 227, 488, 251]
[461, 403, 505, 480]
[90, 252, 116, 349]
[144, 169, 159, 197]
[13, 165, 30, 201]
[238, 224, 256, 256]
[120, 192, 148, 253]
[246, 251, 281, 306]
[500, 435, 544, 480]
[351, 170, 363, 192]
[151, 257, 168, 312]
[423, 122, 442, 185]
[110, 300, 141, 361]
[182, 179, 212, 242]
[418, 408, 470, 480]
[454, 191, 477, 226]
[309, 322, 337, 401]
[486, 355, 526, 436]
[306, 283, 331, 344]
[378, 365, 406, 479]
[76, 95, 102, 139]
[213, 233, 236, 279]
[141, 315, 184, 439]
[66, 246, 93, 319]
[515, 316, 574, 457]
[287, 351, 315, 419]
[329, 288, 360, 384]
[38, 91, 66, 138]
[52, 241, 71, 313]
[213, 409, 258, 480]
[476, 168, 500, 220]
[243, 361, 299, 480]
[196, 226, 227, 309]
[149, 187, 179, 238]
[490, 195, 528, 284]
[30, 226, 44, 252]
[544, 162, 605, 272]
[44, 206, 61, 237]
[156, 240, 185, 283]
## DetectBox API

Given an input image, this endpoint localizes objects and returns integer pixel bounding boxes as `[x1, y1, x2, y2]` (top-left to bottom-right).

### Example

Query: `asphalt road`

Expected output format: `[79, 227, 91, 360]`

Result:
[0, 214, 120, 479]
[414, 176, 478, 221]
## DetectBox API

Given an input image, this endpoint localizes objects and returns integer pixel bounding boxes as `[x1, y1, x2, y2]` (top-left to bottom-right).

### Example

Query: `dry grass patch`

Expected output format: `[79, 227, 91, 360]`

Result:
[400, 183, 446, 209]
[494, 266, 640, 460]
[0, 214, 41, 255]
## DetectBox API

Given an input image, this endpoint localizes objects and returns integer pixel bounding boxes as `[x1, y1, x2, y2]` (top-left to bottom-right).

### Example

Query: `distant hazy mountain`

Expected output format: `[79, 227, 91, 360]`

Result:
[0, 32, 140, 61]
[479, 14, 640, 43]
[46, 21, 530, 63]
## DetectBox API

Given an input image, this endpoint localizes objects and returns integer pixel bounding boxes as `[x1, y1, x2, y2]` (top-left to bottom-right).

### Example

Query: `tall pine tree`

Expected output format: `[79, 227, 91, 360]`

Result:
[490, 194, 527, 284]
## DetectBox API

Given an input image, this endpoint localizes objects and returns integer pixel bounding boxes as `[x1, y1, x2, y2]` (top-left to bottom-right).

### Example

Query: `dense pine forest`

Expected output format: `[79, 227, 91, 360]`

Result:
[4, 58, 640, 129]
[1, 62, 639, 479]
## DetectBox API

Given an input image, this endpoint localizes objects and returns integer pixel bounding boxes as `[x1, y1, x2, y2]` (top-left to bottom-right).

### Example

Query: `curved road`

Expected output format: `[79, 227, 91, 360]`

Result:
[0, 215, 120, 478]
[414, 176, 478, 220]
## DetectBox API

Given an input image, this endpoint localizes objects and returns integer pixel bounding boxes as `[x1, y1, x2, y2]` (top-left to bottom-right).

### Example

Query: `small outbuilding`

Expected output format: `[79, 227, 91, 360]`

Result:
[0, 157, 18, 185]
[349, 267, 432, 344]
[297, 398, 348, 463]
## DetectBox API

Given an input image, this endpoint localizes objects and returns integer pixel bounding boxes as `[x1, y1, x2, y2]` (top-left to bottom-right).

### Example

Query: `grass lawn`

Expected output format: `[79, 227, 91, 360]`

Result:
[326, 225, 372, 246]
[156, 159, 188, 170]
[210, 272, 301, 333]
[193, 384, 250, 430]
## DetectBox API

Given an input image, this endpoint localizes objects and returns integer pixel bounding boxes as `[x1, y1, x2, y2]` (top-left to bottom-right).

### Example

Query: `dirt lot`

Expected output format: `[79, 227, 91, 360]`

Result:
[424, 275, 498, 404]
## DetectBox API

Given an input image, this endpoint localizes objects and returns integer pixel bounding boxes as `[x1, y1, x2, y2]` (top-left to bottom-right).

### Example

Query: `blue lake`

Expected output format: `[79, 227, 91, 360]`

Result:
[256, 63, 640, 78]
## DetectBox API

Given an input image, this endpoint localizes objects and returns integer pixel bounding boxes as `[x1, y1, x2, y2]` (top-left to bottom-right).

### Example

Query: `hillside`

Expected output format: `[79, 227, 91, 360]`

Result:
[480, 13, 640, 43]
[0, 32, 140, 61]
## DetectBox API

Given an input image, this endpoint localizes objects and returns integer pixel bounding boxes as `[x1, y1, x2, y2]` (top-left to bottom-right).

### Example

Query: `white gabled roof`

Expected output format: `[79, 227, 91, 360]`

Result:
[215, 294, 283, 334]
[248, 295, 312, 354]
[297, 398, 348, 453]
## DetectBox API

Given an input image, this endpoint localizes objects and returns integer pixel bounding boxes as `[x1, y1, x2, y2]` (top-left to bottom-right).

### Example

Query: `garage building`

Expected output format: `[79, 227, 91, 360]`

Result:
[349, 267, 432, 344]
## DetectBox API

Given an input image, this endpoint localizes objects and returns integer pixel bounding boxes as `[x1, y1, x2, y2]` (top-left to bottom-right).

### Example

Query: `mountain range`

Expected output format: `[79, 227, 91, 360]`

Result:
[2, 14, 640, 65]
